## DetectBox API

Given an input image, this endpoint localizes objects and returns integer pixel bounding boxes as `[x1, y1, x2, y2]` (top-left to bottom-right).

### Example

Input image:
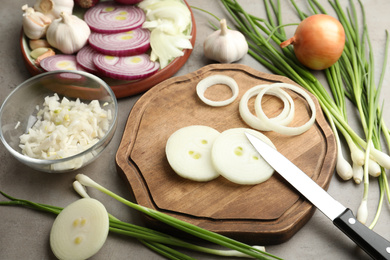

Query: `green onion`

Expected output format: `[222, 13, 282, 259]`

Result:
[194, 0, 390, 227]
[0, 178, 280, 260]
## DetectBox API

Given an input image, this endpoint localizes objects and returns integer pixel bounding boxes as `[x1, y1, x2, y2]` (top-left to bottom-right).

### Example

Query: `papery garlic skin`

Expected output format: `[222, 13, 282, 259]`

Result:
[34, 0, 74, 21]
[46, 12, 91, 54]
[22, 4, 51, 40]
[203, 19, 248, 63]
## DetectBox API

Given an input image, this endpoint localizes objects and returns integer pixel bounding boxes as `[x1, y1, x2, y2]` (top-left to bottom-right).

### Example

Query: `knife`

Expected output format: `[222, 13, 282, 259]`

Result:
[245, 132, 390, 260]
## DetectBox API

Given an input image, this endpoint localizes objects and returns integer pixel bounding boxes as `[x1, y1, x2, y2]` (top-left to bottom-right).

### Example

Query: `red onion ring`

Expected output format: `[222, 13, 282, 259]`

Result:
[40, 55, 85, 72]
[93, 53, 160, 81]
[84, 1, 146, 33]
[76, 45, 100, 74]
[88, 28, 151, 57]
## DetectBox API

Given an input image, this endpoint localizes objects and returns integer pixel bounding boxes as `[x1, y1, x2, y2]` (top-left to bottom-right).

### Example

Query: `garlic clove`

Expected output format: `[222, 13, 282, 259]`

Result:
[34, 48, 56, 67]
[34, 0, 74, 20]
[203, 19, 248, 64]
[29, 39, 51, 50]
[22, 4, 52, 40]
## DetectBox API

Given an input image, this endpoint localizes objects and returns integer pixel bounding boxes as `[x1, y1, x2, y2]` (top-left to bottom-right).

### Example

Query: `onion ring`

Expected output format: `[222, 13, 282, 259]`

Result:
[196, 75, 239, 107]
[255, 83, 316, 135]
[239, 84, 294, 131]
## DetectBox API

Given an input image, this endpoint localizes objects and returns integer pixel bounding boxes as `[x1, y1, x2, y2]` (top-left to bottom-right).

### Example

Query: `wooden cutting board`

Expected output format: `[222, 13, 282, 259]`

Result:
[116, 63, 337, 244]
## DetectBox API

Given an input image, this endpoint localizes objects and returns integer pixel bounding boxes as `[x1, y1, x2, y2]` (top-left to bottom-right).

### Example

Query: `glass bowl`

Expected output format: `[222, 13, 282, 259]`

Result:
[0, 71, 118, 173]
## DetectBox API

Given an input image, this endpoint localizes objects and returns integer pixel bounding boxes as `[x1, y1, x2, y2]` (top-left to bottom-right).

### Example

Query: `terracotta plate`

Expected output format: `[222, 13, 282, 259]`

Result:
[116, 64, 337, 244]
[20, 0, 196, 98]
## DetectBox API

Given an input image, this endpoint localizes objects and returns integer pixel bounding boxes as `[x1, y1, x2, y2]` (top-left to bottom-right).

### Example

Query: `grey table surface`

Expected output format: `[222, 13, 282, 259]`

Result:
[1, 0, 390, 259]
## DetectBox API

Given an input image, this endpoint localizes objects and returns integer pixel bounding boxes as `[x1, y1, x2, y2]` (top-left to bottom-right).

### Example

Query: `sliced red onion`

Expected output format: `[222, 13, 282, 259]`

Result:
[93, 53, 160, 81]
[40, 55, 85, 72]
[84, 1, 146, 33]
[88, 28, 151, 57]
[76, 45, 100, 74]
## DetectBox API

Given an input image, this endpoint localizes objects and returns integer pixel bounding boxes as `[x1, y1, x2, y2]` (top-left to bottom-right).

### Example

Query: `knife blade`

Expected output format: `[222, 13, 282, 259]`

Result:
[245, 132, 390, 260]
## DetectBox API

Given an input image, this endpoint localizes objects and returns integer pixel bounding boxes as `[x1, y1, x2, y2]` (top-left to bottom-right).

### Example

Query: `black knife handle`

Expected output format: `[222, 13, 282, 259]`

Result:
[333, 208, 390, 260]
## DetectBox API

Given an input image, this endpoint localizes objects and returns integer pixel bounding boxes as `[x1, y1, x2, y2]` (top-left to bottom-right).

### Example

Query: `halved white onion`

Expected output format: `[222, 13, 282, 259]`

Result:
[50, 198, 109, 260]
[211, 128, 275, 185]
[255, 83, 316, 135]
[239, 84, 295, 131]
[166, 125, 220, 181]
[196, 74, 239, 107]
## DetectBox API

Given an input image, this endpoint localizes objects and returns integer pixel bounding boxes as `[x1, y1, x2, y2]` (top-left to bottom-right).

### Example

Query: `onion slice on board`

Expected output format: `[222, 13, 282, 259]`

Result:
[239, 84, 295, 131]
[40, 54, 85, 72]
[84, 1, 146, 33]
[211, 128, 275, 185]
[76, 45, 100, 74]
[166, 125, 221, 182]
[255, 83, 316, 135]
[88, 28, 151, 57]
[196, 74, 239, 107]
[93, 53, 160, 81]
[50, 198, 109, 260]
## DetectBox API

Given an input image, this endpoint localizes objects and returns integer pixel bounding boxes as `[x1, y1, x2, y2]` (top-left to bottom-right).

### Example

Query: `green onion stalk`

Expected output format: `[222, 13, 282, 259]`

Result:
[0, 175, 281, 260]
[198, 0, 390, 227]
[289, 0, 390, 226]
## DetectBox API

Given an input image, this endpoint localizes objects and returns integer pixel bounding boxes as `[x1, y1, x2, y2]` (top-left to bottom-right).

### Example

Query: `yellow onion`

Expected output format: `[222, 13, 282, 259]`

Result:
[280, 14, 345, 70]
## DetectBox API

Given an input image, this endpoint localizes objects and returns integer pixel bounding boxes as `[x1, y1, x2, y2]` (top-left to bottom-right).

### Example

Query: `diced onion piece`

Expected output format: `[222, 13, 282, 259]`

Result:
[84, 2, 146, 33]
[211, 128, 275, 185]
[255, 83, 316, 135]
[40, 55, 85, 72]
[50, 198, 109, 260]
[166, 125, 220, 182]
[239, 84, 294, 131]
[88, 28, 151, 57]
[93, 53, 160, 81]
[76, 45, 100, 74]
[19, 94, 112, 160]
[196, 75, 239, 107]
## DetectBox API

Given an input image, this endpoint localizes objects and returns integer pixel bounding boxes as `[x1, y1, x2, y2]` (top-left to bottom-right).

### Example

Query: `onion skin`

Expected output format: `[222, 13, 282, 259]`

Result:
[280, 14, 345, 70]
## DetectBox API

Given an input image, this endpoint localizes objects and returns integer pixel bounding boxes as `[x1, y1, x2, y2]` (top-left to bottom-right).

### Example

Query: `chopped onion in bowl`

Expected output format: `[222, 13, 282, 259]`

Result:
[19, 94, 112, 160]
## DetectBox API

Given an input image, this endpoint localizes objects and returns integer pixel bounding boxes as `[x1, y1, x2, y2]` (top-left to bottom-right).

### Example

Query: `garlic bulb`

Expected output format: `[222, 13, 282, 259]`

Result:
[34, 0, 74, 20]
[46, 12, 91, 54]
[22, 4, 51, 40]
[203, 19, 248, 63]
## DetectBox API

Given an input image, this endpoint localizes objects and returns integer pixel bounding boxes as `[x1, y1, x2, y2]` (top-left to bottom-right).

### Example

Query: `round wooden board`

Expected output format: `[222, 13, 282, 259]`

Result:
[116, 63, 337, 244]
[19, 0, 196, 99]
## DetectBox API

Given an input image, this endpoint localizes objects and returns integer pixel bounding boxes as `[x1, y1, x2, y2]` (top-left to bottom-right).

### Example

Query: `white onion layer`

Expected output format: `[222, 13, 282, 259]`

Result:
[239, 84, 294, 131]
[255, 83, 316, 135]
[166, 125, 221, 182]
[50, 198, 109, 260]
[211, 128, 275, 185]
[196, 75, 239, 107]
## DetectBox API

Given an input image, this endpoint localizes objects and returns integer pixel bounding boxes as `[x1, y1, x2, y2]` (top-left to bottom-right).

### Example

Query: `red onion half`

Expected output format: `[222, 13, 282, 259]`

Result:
[93, 53, 160, 80]
[88, 28, 151, 57]
[84, 1, 146, 33]
[40, 55, 85, 72]
[76, 45, 100, 74]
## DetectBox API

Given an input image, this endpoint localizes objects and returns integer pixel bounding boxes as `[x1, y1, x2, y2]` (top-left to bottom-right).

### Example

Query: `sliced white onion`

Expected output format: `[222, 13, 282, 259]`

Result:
[50, 198, 109, 260]
[211, 128, 275, 185]
[255, 83, 316, 135]
[196, 75, 239, 107]
[166, 125, 220, 182]
[239, 84, 294, 131]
